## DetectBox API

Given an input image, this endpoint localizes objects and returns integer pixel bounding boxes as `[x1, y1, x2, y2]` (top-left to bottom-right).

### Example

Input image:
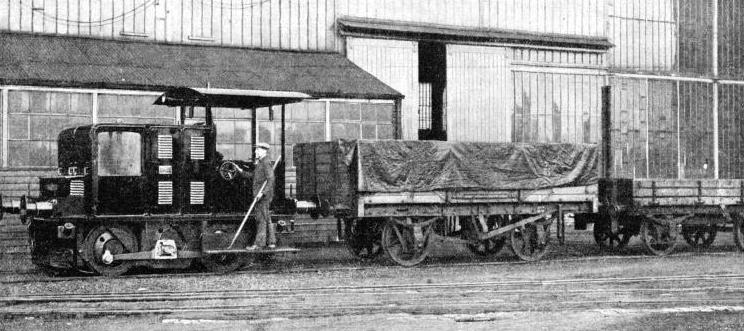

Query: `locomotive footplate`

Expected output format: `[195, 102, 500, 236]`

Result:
[111, 247, 299, 262]
[205, 248, 300, 254]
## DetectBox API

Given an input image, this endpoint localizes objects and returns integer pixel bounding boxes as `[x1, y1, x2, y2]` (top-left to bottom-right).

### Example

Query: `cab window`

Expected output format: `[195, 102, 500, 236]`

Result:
[97, 131, 142, 176]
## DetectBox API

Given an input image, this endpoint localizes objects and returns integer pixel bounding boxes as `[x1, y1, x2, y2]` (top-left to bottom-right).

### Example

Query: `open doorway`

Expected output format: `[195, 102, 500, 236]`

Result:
[418, 42, 447, 141]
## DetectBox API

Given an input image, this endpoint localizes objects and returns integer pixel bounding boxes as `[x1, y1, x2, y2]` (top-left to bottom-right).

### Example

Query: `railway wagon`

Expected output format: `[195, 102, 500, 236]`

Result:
[593, 178, 744, 254]
[294, 139, 600, 266]
[589, 87, 744, 256]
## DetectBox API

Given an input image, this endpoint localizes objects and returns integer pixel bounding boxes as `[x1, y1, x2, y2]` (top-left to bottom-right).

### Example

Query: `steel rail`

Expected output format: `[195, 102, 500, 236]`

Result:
[0, 251, 738, 284]
[3, 273, 744, 303]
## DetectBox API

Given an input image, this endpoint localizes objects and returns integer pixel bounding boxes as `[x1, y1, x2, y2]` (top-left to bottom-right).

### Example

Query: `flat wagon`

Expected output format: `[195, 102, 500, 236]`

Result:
[586, 87, 744, 256]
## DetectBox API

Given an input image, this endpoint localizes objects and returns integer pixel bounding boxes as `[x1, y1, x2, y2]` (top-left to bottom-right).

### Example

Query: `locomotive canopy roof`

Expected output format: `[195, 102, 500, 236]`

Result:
[154, 87, 312, 109]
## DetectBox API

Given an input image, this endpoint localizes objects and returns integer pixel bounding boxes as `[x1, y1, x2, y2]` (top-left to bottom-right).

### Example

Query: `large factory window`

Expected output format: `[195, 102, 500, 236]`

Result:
[96, 131, 142, 176]
[98, 94, 174, 125]
[329, 101, 394, 142]
[6, 90, 92, 167]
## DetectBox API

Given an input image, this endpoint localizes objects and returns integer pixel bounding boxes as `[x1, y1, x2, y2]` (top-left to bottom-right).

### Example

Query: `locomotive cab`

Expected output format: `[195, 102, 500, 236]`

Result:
[22, 122, 254, 220]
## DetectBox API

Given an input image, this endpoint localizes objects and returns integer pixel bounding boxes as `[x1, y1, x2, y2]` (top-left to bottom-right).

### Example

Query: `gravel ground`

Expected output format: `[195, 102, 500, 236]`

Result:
[2, 227, 744, 330]
[2, 305, 744, 330]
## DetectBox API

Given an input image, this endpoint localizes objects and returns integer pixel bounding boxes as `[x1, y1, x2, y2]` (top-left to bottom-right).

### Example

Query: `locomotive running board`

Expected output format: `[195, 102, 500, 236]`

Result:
[113, 248, 300, 261]
[206, 248, 300, 254]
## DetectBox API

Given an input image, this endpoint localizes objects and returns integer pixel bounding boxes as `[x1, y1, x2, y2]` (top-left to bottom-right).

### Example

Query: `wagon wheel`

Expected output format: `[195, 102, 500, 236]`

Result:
[640, 216, 678, 256]
[681, 224, 717, 249]
[201, 253, 248, 273]
[381, 218, 431, 267]
[466, 215, 506, 256]
[83, 225, 138, 277]
[593, 221, 632, 251]
[510, 218, 552, 262]
[345, 218, 383, 260]
[467, 237, 506, 256]
[734, 214, 744, 252]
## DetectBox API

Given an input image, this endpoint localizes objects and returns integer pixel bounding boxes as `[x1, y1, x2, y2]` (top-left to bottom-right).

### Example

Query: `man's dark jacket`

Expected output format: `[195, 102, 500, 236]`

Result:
[253, 156, 274, 202]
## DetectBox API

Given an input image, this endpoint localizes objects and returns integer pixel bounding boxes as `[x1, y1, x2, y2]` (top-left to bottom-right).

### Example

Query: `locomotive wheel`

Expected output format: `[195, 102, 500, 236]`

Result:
[345, 219, 383, 260]
[381, 219, 431, 267]
[593, 222, 632, 251]
[467, 237, 506, 256]
[510, 221, 551, 262]
[734, 215, 744, 251]
[201, 253, 248, 273]
[83, 225, 138, 277]
[640, 217, 678, 256]
[681, 224, 717, 249]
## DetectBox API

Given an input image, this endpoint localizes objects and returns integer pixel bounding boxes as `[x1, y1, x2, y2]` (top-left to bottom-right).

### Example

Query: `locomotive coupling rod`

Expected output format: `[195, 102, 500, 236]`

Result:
[478, 211, 553, 241]
[228, 156, 282, 249]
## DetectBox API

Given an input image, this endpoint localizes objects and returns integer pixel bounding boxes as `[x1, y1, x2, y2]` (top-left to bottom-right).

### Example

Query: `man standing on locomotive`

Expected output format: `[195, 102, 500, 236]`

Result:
[237, 142, 276, 250]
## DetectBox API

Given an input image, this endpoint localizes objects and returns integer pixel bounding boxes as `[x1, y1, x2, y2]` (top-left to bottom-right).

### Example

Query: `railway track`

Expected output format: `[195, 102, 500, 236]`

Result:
[2, 273, 744, 320]
[0, 250, 738, 284]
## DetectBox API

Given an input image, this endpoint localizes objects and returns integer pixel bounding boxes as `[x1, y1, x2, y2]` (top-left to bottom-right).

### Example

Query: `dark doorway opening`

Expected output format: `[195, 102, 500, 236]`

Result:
[418, 42, 447, 141]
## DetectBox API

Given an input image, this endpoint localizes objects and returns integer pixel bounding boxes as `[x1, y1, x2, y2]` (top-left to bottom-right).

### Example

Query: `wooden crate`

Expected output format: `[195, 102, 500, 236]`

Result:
[293, 142, 355, 209]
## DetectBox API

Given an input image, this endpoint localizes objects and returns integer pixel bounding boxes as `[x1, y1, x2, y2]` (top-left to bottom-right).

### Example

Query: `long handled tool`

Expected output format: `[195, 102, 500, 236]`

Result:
[228, 156, 281, 249]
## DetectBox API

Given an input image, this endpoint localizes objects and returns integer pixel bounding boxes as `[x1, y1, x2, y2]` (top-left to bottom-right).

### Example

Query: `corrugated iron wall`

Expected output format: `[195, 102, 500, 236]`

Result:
[345, 37, 419, 140]
[678, 81, 715, 178]
[512, 48, 605, 67]
[513, 71, 603, 144]
[718, 0, 744, 79]
[646, 79, 678, 179]
[608, 0, 677, 72]
[718, 83, 744, 179]
[446, 45, 511, 142]
[607, 77, 649, 178]
[608, 77, 719, 180]
[0, 0, 605, 52]
[677, 0, 714, 76]
[608, 0, 718, 76]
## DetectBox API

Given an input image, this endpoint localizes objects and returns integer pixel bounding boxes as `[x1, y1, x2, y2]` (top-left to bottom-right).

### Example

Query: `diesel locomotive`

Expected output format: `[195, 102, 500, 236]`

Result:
[0, 87, 318, 276]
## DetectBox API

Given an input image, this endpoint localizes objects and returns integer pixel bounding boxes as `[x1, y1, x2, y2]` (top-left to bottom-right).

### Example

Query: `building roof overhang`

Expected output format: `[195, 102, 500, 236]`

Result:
[338, 16, 613, 51]
[0, 32, 403, 100]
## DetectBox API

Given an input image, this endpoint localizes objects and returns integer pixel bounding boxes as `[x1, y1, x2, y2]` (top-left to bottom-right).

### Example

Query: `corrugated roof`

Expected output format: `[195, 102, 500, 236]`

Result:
[0, 32, 403, 100]
[338, 16, 613, 50]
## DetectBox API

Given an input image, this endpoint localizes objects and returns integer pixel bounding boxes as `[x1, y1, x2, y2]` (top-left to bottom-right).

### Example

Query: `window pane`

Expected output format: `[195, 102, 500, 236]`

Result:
[8, 114, 28, 139]
[307, 101, 326, 121]
[362, 124, 377, 139]
[330, 102, 361, 121]
[331, 123, 360, 140]
[97, 132, 142, 176]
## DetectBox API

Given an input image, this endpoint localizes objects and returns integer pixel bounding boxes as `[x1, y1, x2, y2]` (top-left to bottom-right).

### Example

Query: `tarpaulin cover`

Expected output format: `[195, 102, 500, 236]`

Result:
[343, 140, 599, 192]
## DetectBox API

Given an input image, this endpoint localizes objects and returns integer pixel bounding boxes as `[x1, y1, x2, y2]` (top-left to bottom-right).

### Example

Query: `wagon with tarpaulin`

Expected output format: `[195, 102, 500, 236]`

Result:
[294, 139, 600, 266]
